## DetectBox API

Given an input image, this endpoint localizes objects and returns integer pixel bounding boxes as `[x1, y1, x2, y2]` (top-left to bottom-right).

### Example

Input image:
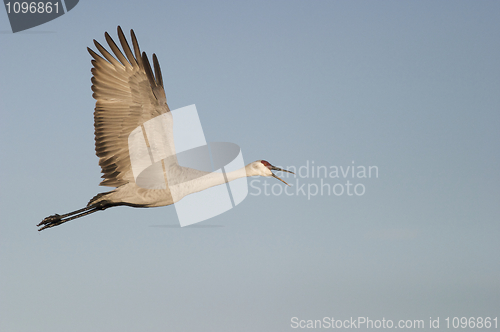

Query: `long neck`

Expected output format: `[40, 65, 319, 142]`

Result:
[198, 167, 248, 190]
[172, 166, 249, 201]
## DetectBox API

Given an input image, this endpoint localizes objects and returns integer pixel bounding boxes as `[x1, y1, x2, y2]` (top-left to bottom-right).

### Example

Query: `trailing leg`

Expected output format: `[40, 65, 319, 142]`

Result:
[37, 202, 110, 231]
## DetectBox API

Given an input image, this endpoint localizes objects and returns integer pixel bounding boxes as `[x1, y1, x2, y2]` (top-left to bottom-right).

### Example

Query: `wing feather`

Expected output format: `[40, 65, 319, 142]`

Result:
[88, 26, 170, 187]
[104, 32, 132, 70]
[130, 29, 145, 70]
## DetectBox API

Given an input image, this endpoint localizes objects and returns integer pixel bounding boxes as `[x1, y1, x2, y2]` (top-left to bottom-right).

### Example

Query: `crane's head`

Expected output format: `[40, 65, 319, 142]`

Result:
[246, 160, 295, 185]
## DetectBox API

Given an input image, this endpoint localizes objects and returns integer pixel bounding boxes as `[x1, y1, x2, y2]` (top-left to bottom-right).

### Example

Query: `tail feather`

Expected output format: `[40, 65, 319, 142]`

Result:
[87, 191, 113, 206]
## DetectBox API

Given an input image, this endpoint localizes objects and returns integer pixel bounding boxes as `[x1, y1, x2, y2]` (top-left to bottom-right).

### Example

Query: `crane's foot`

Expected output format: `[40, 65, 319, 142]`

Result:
[37, 214, 63, 231]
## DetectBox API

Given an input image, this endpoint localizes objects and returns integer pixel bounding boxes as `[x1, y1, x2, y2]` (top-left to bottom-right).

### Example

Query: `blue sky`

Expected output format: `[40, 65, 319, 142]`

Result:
[1, 1, 499, 331]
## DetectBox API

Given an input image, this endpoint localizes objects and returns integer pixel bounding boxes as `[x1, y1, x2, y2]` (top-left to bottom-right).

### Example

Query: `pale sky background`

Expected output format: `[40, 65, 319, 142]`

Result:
[1, 1, 499, 331]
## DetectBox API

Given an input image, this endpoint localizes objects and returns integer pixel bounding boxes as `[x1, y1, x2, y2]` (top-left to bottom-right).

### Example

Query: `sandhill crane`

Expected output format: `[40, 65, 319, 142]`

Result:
[38, 26, 293, 231]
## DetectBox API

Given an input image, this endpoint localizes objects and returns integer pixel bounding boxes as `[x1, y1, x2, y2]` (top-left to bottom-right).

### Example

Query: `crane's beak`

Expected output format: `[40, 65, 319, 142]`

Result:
[269, 165, 295, 186]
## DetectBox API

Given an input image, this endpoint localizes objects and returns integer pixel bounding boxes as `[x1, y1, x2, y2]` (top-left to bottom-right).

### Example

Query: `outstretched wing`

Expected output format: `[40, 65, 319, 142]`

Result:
[88, 26, 170, 187]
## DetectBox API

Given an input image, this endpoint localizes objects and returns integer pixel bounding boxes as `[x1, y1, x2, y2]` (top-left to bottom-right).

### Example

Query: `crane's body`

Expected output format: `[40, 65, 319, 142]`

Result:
[92, 162, 277, 209]
[38, 27, 292, 231]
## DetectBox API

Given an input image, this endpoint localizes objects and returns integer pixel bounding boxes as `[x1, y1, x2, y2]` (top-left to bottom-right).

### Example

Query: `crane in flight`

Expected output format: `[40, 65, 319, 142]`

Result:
[38, 26, 293, 231]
